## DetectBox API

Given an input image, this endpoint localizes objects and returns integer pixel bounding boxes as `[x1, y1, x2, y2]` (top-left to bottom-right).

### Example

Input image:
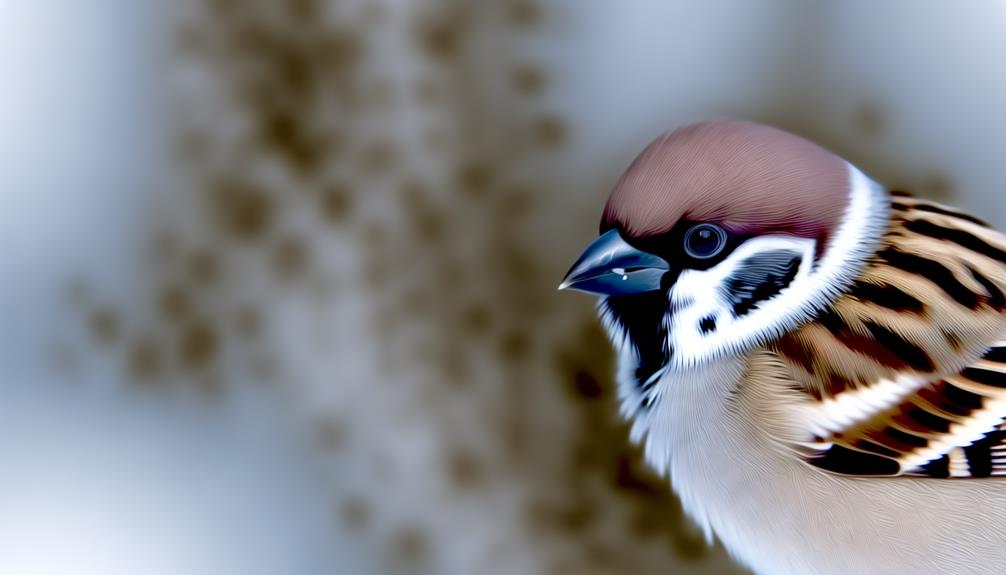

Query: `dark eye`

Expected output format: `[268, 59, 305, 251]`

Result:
[683, 223, 728, 259]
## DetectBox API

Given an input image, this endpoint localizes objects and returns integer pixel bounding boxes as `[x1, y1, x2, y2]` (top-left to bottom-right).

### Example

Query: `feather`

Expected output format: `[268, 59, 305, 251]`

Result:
[773, 199, 1006, 478]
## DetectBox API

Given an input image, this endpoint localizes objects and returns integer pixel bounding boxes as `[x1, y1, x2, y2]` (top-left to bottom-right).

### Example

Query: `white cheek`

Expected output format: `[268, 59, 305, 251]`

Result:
[668, 269, 732, 346]
[665, 235, 817, 366]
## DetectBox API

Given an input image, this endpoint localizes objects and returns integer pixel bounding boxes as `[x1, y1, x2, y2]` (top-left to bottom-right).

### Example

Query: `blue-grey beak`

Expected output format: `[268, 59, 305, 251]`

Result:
[559, 229, 670, 296]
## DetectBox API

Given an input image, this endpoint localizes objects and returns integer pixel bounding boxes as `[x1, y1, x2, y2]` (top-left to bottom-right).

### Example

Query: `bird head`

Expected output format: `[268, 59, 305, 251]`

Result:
[561, 120, 890, 369]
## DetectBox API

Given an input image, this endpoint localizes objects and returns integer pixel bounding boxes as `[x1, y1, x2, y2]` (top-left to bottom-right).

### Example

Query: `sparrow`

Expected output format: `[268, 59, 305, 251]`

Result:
[560, 120, 1006, 575]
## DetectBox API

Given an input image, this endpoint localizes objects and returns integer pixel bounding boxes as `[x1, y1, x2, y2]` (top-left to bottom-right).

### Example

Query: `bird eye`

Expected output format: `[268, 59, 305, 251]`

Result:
[683, 223, 728, 259]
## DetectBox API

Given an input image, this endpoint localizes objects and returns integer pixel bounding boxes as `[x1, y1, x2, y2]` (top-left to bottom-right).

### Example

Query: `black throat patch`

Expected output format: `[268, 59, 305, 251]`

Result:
[602, 291, 672, 405]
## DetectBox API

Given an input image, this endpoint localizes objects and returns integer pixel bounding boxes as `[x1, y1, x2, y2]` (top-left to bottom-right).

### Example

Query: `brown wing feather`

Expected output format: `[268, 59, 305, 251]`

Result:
[772, 195, 1006, 477]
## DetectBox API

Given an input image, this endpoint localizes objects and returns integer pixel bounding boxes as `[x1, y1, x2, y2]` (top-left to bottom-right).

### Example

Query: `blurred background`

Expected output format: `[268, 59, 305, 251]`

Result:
[4, 1, 1006, 573]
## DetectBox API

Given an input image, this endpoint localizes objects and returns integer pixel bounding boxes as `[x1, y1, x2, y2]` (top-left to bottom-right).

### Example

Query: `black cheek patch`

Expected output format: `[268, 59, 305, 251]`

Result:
[723, 250, 803, 318]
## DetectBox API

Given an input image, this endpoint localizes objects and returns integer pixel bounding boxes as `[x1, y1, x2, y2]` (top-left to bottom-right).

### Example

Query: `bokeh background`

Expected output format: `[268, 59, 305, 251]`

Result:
[5, 1, 1006, 573]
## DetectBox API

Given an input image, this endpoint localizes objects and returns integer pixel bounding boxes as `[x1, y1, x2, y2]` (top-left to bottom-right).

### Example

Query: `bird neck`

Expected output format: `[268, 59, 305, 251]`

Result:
[622, 351, 818, 573]
[622, 354, 751, 537]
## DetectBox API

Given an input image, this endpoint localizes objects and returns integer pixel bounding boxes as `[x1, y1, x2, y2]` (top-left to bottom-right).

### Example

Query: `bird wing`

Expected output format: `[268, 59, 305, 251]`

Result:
[772, 194, 1006, 477]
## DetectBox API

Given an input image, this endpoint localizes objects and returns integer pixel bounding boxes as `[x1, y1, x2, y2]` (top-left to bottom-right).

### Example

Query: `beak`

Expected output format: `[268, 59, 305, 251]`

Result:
[559, 229, 670, 296]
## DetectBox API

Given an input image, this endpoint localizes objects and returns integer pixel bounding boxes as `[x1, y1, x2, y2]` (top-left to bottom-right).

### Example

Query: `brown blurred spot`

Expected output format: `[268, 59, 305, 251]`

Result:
[158, 284, 191, 322]
[262, 109, 299, 152]
[511, 65, 546, 96]
[555, 500, 597, 534]
[285, 0, 318, 21]
[527, 496, 597, 534]
[401, 181, 446, 243]
[208, 178, 274, 242]
[499, 245, 538, 282]
[127, 338, 161, 381]
[672, 531, 710, 561]
[400, 180, 428, 210]
[445, 449, 483, 488]
[272, 236, 310, 280]
[401, 288, 431, 316]
[457, 160, 492, 197]
[499, 329, 531, 361]
[585, 542, 615, 569]
[389, 527, 428, 568]
[614, 452, 686, 533]
[548, 561, 580, 575]
[439, 347, 469, 384]
[207, 0, 240, 16]
[337, 497, 371, 530]
[461, 304, 492, 335]
[413, 210, 446, 244]
[320, 182, 352, 224]
[318, 29, 362, 78]
[178, 319, 218, 370]
[317, 417, 348, 450]
[235, 32, 313, 102]
[259, 109, 326, 174]
[572, 371, 604, 400]
[89, 308, 120, 344]
[498, 186, 536, 219]
[854, 103, 886, 137]
[507, 0, 541, 27]
[188, 248, 221, 285]
[416, 10, 465, 62]
[533, 115, 567, 147]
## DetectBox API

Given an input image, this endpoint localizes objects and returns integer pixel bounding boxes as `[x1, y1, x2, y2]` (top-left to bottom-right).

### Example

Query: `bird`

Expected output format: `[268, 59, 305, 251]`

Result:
[559, 119, 1006, 575]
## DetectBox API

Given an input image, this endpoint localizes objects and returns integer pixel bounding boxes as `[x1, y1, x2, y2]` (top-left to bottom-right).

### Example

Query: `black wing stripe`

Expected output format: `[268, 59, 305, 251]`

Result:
[862, 321, 935, 372]
[916, 454, 951, 478]
[967, 266, 1006, 311]
[895, 405, 953, 434]
[962, 430, 1006, 478]
[876, 248, 981, 309]
[847, 280, 926, 313]
[810, 444, 901, 476]
[983, 346, 1006, 364]
[939, 381, 986, 411]
[903, 218, 1006, 264]
[960, 367, 1006, 388]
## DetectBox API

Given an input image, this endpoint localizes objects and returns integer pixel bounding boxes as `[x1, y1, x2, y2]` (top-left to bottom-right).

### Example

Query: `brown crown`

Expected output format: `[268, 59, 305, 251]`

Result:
[602, 120, 850, 242]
